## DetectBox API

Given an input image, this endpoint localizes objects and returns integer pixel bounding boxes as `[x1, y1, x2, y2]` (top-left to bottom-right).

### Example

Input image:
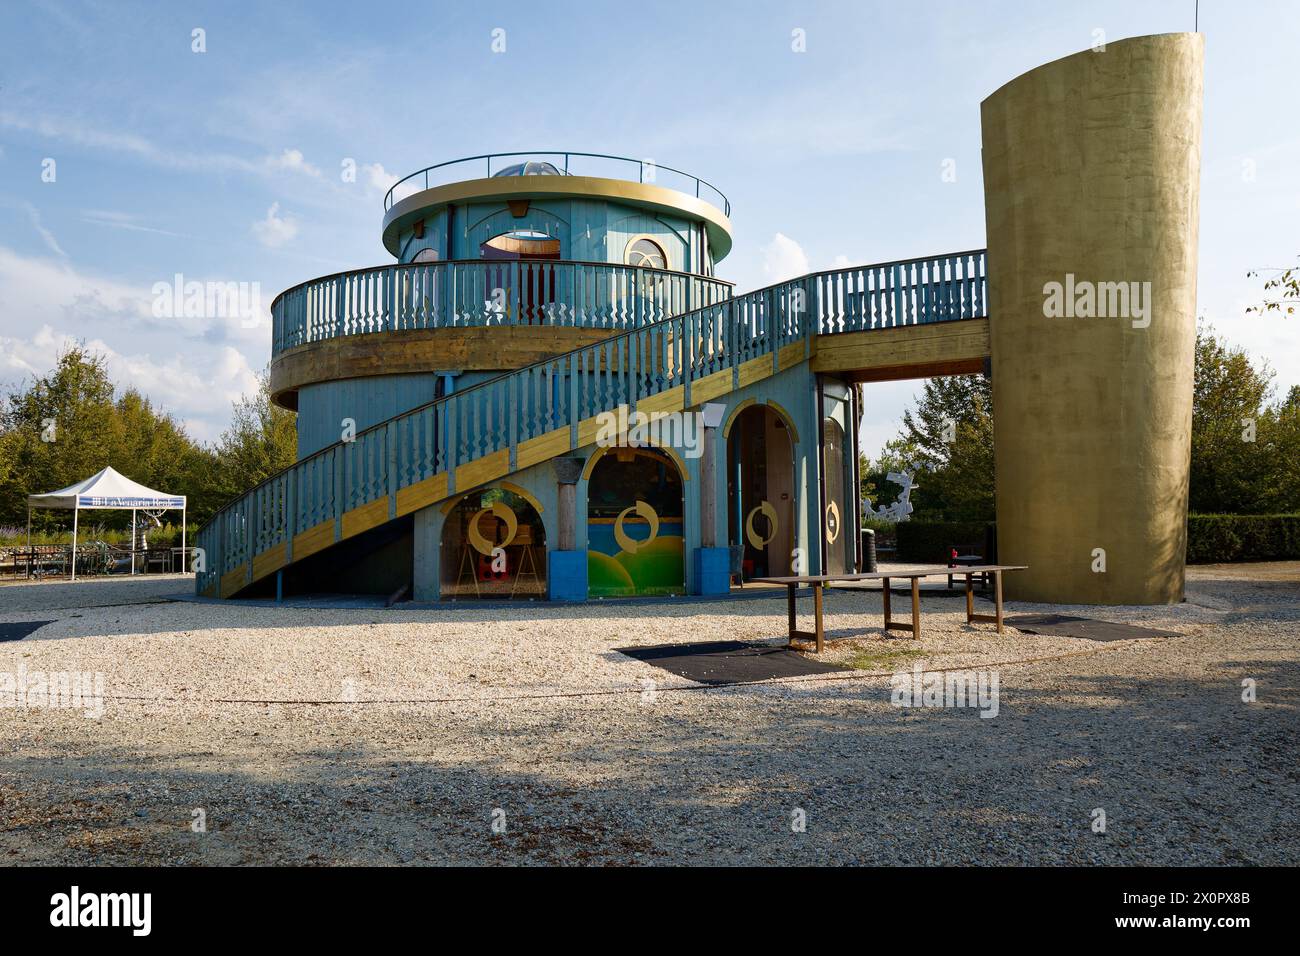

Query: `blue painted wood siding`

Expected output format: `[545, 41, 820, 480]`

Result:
[397, 199, 705, 273]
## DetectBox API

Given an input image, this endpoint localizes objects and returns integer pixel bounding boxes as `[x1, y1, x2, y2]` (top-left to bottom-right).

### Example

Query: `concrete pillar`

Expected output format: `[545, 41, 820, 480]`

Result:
[981, 33, 1203, 604]
[699, 426, 718, 549]
[693, 404, 729, 594]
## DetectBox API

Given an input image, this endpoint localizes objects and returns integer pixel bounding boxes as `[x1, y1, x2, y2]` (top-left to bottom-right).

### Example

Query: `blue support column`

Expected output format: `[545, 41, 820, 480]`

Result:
[693, 547, 731, 596]
[548, 550, 588, 601]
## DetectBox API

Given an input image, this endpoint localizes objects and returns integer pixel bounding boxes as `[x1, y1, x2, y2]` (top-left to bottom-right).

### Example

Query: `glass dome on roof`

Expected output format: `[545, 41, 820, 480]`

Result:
[491, 160, 568, 178]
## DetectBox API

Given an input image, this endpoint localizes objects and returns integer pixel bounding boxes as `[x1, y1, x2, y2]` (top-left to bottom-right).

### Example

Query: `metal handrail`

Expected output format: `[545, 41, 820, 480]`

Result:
[384, 151, 730, 217]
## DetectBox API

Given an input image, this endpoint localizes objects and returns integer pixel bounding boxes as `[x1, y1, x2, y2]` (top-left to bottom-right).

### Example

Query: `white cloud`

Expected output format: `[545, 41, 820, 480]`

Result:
[79, 209, 187, 238]
[0, 245, 264, 343]
[23, 203, 65, 257]
[265, 148, 323, 179]
[363, 161, 399, 193]
[0, 246, 269, 441]
[0, 109, 261, 176]
[760, 233, 811, 283]
[251, 202, 299, 248]
[0, 324, 258, 444]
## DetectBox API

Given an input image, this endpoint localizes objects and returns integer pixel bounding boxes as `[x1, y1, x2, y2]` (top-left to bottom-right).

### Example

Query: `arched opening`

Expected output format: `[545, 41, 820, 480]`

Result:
[479, 230, 561, 261]
[727, 405, 795, 581]
[440, 487, 546, 600]
[586, 447, 684, 597]
[822, 413, 850, 575]
[479, 230, 560, 324]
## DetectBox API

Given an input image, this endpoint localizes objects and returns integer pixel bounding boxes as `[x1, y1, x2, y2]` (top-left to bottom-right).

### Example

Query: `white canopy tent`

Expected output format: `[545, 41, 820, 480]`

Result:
[26, 467, 187, 581]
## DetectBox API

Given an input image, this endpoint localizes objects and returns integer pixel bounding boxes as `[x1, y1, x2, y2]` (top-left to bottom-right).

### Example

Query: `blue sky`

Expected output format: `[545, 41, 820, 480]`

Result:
[0, 0, 1296, 449]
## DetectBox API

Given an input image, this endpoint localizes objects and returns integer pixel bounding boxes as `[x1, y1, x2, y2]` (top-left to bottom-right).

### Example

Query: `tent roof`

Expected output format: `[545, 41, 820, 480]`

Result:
[27, 466, 186, 511]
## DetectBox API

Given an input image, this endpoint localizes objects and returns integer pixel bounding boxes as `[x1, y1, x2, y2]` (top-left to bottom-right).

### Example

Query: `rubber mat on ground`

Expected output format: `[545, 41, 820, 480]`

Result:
[618, 640, 847, 685]
[1005, 614, 1178, 641]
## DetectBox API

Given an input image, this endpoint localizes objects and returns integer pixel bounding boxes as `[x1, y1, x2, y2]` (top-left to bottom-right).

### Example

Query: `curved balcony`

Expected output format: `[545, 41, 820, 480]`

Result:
[384, 151, 730, 217]
[270, 259, 735, 359]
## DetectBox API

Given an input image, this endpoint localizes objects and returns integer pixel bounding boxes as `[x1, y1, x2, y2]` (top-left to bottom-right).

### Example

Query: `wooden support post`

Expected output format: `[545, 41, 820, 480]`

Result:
[965, 573, 974, 624]
[813, 583, 824, 654]
[787, 583, 797, 645]
[910, 576, 921, 640]
[994, 570, 1004, 634]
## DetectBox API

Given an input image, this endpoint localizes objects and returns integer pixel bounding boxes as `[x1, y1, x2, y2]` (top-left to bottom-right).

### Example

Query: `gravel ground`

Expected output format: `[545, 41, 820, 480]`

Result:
[1, 564, 1296, 865]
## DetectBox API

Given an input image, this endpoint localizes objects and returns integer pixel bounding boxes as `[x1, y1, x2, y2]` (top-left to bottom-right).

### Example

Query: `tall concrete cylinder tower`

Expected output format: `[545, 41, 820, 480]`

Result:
[981, 33, 1203, 604]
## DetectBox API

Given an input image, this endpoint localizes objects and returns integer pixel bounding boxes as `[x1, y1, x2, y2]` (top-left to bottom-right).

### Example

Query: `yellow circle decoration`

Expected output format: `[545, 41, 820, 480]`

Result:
[467, 501, 518, 555]
[825, 500, 841, 545]
[745, 500, 778, 550]
[614, 500, 660, 554]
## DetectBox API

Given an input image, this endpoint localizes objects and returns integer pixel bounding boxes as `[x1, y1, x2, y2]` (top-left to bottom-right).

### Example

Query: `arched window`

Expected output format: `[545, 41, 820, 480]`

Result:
[625, 237, 667, 271]
[587, 447, 684, 597]
[412, 248, 439, 263]
[480, 230, 561, 261]
[440, 488, 546, 600]
[726, 405, 795, 580]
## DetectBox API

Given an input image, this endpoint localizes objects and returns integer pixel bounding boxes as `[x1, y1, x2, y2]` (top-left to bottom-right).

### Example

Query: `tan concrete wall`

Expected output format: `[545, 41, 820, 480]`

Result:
[981, 33, 1203, 604]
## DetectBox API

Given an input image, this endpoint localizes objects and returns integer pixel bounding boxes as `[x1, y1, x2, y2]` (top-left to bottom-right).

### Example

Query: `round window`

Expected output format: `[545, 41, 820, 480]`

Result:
[625, 237, 667, 270]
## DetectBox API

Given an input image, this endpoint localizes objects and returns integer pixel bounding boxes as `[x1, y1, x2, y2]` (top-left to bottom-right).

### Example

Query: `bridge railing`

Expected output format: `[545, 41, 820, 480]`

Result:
[270, 260, 735, 357]
[197, 249, 986, 597]
[816, 250, 986, 334]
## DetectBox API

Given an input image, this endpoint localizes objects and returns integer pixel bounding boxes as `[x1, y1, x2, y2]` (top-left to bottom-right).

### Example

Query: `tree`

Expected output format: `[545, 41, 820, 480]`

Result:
[0, 347, 120, 527]
[208, 370, 298, 507]
[888, 374, 995, 521]
[1189, 328, 1276, 513]
[0, 348, 298, 532]
[870, 328, 1299, 522]
[1247, 256, 1299, 317]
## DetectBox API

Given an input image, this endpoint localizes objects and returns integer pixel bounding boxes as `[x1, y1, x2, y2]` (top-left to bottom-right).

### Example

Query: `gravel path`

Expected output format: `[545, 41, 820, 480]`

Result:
[1, 564, 1296, 865]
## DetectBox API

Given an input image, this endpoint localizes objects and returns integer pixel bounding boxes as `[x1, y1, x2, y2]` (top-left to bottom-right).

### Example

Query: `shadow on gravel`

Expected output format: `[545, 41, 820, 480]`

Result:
[2, 655, 1296, 867]
[0, 621, 55, 642]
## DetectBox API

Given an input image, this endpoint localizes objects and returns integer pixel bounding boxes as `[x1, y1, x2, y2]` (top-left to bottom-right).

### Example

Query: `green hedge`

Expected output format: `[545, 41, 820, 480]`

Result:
[892, 516, 1300, 565]
[1186, 514, 1300, 563]
[896, 521, 995, 563]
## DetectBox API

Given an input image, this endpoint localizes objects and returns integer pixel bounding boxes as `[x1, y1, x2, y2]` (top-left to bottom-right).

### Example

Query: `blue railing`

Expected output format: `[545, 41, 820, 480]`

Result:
[384, 151, 731, 217]
[271, 259, 734, 358]
[197, 250, 986, 597]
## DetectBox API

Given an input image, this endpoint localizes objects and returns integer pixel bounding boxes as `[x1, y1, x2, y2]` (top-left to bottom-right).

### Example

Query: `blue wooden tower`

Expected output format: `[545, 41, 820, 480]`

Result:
[199, 150, 988, 602]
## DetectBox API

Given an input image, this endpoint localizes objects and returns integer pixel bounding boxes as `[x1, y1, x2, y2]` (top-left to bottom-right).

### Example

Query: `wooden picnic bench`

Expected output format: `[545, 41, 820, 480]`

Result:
[753, 565, 1027, 653]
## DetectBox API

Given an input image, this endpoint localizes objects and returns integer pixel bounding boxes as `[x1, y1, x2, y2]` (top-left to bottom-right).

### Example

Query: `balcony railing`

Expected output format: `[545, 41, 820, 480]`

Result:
[270, 259, 735, 358]
[384, 152, 731, 217]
